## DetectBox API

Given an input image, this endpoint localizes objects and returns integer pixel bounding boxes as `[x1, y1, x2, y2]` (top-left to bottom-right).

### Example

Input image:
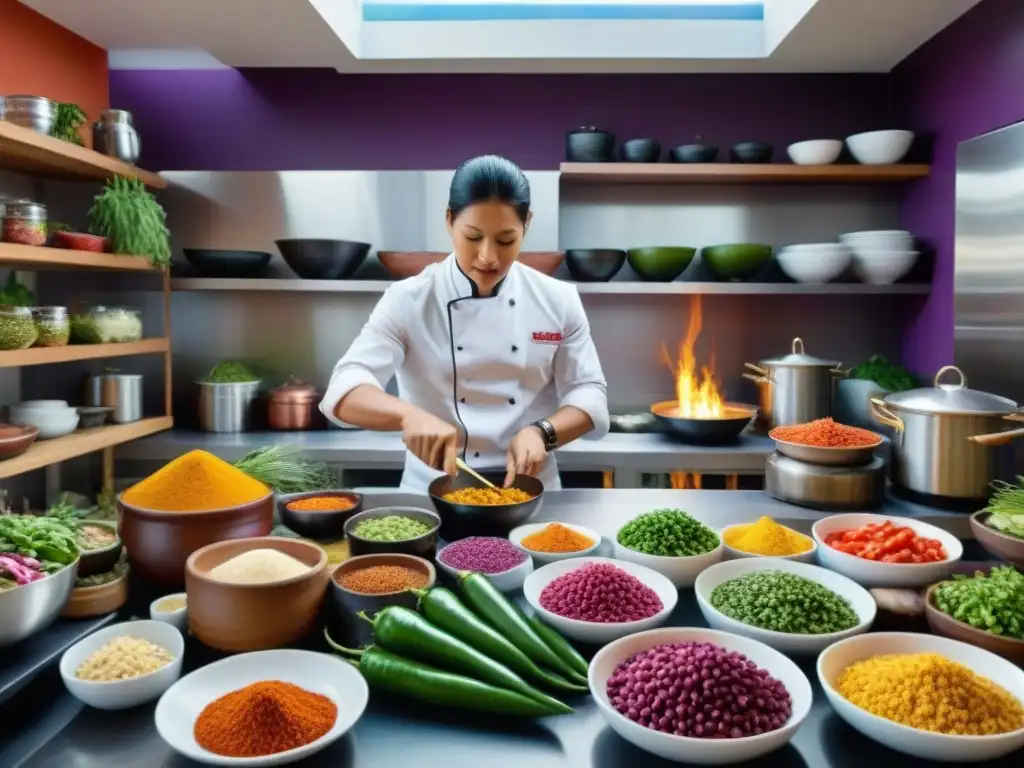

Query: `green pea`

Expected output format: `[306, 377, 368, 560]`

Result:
[934, 566, 1024, 639]
[616, 509, 719, 557]
[353, 515, 433, 542]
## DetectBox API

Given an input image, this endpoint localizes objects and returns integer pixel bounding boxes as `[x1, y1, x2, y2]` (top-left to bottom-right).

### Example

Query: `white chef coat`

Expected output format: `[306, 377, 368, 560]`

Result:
[320, 254, 610, 492]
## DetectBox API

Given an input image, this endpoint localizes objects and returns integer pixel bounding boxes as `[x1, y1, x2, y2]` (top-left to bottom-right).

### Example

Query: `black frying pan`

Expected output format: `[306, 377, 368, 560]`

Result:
[651, 400, 757, 444]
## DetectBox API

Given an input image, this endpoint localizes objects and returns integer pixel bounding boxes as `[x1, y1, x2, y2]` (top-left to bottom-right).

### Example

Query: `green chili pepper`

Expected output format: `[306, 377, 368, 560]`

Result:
[410, 587, 586, 693]
[324, 630, 567, 717]
[458, 572, 587, 684]
[525, 612, 589, 679]
[359, 606, 572, 713]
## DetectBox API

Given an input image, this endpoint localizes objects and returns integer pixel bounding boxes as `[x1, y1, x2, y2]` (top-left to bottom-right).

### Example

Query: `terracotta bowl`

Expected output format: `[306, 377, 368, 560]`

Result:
[185, 536, 329, 652]
[519, 251, 565, 276]
[970, 510, 1024, 567]
[60, 571, 129, 619]
[0, 423, 38, 460]
[278, 490, 363, 541]
[118, 493, 274, 587]
[377, 251, 447, 279]
[925, 578, 1024, 663]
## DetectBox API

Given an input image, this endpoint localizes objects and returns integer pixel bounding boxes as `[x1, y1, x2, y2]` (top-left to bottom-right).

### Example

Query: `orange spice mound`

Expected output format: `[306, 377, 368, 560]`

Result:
[769, 418, 881, 448]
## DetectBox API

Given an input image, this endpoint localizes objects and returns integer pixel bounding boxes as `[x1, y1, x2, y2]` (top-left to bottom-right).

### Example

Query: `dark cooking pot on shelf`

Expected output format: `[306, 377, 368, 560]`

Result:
[566, 127, 615, 162]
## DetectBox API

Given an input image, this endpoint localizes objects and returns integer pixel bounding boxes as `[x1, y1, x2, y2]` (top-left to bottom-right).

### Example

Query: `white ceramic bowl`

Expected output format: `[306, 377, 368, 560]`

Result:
[812, 513, 962, 587]
[693, 558, 875, 654]
[845, 129, 915, 165]
[523, 556, 677, 645]
[840, 230, 914, 249]
[150, 593, 189, 634]
[787, 138, 842, 165]
[10, 407, 79, 439]
[818, 632, 1024, 762]
[719, 523, 817, 564]
[17, 399, 69, 409]
[60, 619, 184, 710]
[155, 649, 369, 766]
[435, 541, 534, 593]
[591, 627, 813, 765]
[613, 538, 723, 588]
[851, 250, 919, 284]
[508, 521, 601, 565]
[776, 246, 852, 284]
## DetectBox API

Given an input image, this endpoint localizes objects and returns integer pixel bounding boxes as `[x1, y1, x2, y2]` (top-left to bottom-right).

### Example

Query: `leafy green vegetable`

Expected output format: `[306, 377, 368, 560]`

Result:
[50, 103, 87, 146]
[934, 566, 1024, 639]
[0, 273, 36, 307]
[88, 176, 171, 268]
[203, 360, 260, 383]
[983, 476, 1024, 539]
[234, 445, 338, 494]
[0, 514, 79, 570]
[849, 355, 918, 392]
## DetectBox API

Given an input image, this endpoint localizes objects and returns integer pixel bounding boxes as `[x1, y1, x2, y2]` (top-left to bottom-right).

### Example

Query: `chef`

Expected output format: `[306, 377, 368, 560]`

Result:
[320, 154, 609, 492]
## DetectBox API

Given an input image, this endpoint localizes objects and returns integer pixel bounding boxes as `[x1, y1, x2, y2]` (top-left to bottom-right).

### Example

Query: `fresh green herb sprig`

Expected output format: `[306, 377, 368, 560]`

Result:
[849, 355, 918, 393]
[234, 445, 338, 494]
[616, 508, 719, 556]
[203, 360, 260, 383]
[983, 476, 1024, 539]
[0, 273, 35, 307]
[934, 566, 1024, 639]
[50, 103, 87, 146]
[88, 176, 171, 268]
[0, 514, 79, 570]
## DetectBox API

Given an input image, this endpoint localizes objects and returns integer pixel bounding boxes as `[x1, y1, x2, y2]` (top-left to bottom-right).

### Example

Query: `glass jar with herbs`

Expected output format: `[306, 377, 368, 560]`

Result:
[70, 306, 143, 344]
[2, 201, 48, 246]
[0, 305, 39, 350]
[30, 306, 70, 347]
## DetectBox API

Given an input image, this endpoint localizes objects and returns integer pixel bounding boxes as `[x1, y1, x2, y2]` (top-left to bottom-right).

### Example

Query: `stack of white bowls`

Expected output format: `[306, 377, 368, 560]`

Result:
[776, 242, 852, 284]
[839, 230, 919, 285]
[10, 400, 80, 439]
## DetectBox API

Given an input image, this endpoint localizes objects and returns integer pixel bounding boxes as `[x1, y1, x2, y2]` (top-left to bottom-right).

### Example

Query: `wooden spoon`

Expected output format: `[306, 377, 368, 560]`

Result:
[456, 458, 496, 489]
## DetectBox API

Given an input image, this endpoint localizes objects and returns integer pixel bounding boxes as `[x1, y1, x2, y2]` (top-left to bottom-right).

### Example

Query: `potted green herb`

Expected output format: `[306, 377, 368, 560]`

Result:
[197, 360, 263, 433]
[50, 103, 87, 146]
[836, 355, 919, 428]
[87, 176, 171, 268]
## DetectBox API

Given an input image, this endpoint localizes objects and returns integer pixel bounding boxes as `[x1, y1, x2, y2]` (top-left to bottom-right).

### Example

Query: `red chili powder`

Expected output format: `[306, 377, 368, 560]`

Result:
[769, 418, 881, 448]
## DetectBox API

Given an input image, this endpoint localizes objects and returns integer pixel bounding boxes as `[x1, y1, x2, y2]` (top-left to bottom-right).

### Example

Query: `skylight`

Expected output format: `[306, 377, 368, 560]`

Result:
[362, 1, 765, 23]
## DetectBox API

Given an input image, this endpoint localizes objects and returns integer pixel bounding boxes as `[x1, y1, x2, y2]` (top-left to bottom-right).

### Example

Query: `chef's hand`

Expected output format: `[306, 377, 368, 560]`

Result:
[401, 409, 459, 476]
[506, 427, 547, 487]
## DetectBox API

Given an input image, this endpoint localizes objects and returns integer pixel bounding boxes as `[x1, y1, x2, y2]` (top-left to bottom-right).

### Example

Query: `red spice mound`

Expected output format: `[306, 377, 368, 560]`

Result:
[539, 562, 663, 623]
[769, 418, 881, 448]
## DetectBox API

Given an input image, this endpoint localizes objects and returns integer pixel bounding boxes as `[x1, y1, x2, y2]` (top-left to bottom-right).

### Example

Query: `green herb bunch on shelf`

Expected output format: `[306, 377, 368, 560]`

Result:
[88, 176, 171, 269]
[0, 273, 35, 307]
[50, 102, 87, 146]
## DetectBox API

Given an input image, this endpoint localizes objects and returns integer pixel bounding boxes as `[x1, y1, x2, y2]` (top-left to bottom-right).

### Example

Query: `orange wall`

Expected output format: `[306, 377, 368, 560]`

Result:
[0, 0, 109, 145]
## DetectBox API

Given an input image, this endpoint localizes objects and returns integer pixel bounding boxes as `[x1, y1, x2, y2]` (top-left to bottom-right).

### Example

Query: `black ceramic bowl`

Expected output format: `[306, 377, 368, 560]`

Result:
[343, 506, 441, 559]
[730, 141, 774, 163]
[565, 249, 627, 282]
[275, 239, 371, 279]
[278, 490, 363, 541]
[428, 472, 544, 541]
[670, 144, 719, 163]
[183, 249, 272, 278]
[76, 520, 123, 577]
[566, 128, 615, 162]
[619, 138, 661, 163]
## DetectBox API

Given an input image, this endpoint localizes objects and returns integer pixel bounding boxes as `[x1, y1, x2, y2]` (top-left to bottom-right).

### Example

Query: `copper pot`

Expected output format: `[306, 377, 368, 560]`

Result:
[267, 377, 322, 430]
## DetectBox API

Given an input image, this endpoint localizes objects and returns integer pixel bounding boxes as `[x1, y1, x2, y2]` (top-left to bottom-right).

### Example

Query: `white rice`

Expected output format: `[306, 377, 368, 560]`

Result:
[208, 548, 310, 584]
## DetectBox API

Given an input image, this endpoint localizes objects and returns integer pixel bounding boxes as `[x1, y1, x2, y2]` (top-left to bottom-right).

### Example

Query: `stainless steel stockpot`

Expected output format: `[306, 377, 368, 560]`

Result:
[743, 337, 843, 428]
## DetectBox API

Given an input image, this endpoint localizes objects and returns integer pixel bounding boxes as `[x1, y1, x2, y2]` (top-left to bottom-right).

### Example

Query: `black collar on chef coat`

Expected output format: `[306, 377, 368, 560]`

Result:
[452, 258, 509, 299]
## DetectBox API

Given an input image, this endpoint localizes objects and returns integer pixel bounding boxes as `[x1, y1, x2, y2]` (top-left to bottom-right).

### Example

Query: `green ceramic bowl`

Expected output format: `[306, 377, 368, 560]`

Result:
[626, 247, 696, 282]
[700, 243, 774, 282]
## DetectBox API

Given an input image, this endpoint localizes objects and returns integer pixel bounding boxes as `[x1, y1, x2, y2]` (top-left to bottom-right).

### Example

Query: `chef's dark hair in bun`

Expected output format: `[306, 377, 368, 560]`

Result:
[448, 155, 531, 224]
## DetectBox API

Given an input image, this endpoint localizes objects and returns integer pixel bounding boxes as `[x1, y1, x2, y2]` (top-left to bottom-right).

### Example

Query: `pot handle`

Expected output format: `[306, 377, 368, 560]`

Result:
[969, 426, 1024, 447]
[742, 372, 769, 385]
[830, 366, 847, 378]
[744, 362, 767, 376]
[934, 365, 967, 391]
[870, 397, 904, 431]
[792, 337, 804, 354]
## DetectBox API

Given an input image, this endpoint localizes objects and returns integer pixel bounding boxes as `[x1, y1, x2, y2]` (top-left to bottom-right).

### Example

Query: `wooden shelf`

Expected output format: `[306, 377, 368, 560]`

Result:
[0, 338, 170, 368]
[0, 243, 159, 272]
[0, 417, 173, 479]
[0, 121, 165, 189]
[559, 163, 931, 184]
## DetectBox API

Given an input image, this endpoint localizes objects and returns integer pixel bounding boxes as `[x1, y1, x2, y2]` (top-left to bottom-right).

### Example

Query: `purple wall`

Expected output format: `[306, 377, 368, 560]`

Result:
[893, 0, 1024, 377]
[109, 70, 890, 170]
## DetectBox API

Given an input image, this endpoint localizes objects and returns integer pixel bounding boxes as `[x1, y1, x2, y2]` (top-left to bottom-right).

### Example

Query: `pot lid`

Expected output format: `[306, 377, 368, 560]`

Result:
[270, 376, 319, 402]
[759, 337, 841, 368]
[884, 365, 1018, 414]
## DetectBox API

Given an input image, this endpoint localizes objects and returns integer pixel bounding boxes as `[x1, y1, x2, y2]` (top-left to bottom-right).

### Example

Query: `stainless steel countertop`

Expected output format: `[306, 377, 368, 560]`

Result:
[0, 489, 987, 768]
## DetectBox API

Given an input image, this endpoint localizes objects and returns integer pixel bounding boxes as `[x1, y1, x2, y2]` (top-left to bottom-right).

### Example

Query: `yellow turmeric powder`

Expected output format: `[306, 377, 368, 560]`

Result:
[723, 517, 812, 556]
[835, 653, 1024, 735]
[122, 450, 269, 512]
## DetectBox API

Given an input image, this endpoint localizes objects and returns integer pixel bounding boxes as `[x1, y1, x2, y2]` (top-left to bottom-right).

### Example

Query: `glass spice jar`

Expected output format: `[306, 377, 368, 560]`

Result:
[0, 305, 39, 350]
[2, 201, 48, 246]
[30, 306, 70, 347]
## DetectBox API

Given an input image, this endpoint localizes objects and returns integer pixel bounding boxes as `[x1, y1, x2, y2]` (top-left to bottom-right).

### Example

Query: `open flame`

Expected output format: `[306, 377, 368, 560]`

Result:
[660, 296, 726, 418]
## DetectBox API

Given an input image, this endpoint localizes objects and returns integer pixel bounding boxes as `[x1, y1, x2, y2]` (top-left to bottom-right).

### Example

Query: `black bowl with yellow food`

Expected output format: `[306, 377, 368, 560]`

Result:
[76, 520, 123, 577]
[428, 472, 545, 541]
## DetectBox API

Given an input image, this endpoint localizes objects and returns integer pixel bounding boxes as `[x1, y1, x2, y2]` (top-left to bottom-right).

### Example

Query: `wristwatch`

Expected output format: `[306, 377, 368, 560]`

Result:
[531, 419, 558, 451]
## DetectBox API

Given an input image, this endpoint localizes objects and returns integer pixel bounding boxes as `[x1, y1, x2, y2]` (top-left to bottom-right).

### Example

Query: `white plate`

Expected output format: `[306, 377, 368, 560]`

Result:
[693, 558, 875, 654]
[60, 620, 185, 710]
[719, 523, 817, 563]
[612, 538, 723, 588]
[591, 627, 813, 765]
[818, 632, 1024, 762]
[508, 522, 601, 565]
[523, 556, 677, 646]
[435, 540, 534, 592]
[812, 513, 962, 587]
[155, 649, 368, 766]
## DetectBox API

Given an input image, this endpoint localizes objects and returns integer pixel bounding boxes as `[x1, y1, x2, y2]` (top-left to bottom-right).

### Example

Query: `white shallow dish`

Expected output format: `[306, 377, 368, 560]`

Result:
[694, 558, 875, 654]
[523, 556, 677, 645]
[155, 649, 369, 766]
[818, 632, 1024, 762]
[812, 513, 962, 587]
[613, 538, 723, 588]
[508, 521, 601, 565]
[719, 523, 817, 564]
[591, 627, 813, 765]
[786, 138, 842, 165]
[60, 619, 185, 710]
[845, 129, 915, 165]
[150, 593, 189, 634]
[436, 541, 534, 593]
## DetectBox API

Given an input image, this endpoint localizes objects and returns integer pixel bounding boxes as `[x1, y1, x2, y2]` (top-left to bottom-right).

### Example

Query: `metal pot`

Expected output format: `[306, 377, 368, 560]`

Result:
[197, 380, 261, 433]
[743, 337, 843, 428]
[92, 110, 140, 164]
[267, 377, 322, 431]
[870, 365, 1024, 500]
[84, 373, 143, 424]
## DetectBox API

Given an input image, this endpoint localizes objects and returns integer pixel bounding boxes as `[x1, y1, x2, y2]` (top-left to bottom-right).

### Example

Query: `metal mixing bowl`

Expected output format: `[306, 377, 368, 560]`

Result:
[0, 558, 79, 647]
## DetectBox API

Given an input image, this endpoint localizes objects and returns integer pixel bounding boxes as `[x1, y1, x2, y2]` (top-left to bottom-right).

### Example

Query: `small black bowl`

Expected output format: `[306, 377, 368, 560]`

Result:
[428, 472, 544, 541]
[619, 138, 661, 163]
[343, 506, 441, 559]
[278, 490, 363, 541]
[730, 141, 774, 163]
[566, 127, 615, 162]
[670, 144, 719, 163]
[183, 249, 272, 278]
[275, 239, 371, 279]
[76, 520, 123, 577]
[565, 249, 627, 282]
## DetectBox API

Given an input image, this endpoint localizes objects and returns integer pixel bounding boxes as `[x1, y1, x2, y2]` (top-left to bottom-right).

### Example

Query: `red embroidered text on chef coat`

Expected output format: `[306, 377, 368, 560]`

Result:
[532, 331, 563, 344]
